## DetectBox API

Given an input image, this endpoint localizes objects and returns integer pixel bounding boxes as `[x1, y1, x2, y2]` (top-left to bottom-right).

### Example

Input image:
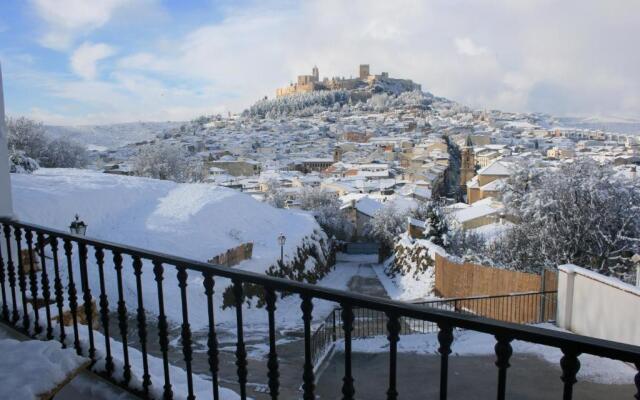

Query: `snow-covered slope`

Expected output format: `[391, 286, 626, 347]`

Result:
[12, 169, 318, 269]
[11, 169, 325, 330]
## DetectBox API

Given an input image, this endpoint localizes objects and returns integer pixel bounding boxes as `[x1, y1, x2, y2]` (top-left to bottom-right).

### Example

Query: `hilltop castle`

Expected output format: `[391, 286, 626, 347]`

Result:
[276, 64, 421, 97]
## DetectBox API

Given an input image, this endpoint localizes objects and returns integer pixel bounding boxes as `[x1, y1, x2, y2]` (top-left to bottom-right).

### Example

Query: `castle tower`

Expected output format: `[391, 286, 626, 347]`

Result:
[359, 64, 370, 80]
[460, 135, 476, 189]
[312, 65, 319, 82]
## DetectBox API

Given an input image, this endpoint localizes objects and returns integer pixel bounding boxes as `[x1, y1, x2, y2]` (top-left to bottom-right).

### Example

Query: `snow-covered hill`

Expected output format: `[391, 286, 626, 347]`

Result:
[44, 121, 183, 150]
[11, 169, 326, 330]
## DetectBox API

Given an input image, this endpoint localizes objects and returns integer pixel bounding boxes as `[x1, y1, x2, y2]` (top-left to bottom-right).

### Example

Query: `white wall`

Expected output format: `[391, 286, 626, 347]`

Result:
[0, 62, 14, 218]
[557, 264, 640, 346]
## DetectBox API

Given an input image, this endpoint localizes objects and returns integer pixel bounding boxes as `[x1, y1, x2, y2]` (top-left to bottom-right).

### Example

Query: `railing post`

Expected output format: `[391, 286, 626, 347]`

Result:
[634, 361, 639, 400]
[386, 313, 400, 400]
[232, 279, 248, 400]
[132, 256, 151, 394]
[3, 224, 18, 324]
[494, 335, 513, 400]
[0, 226, 9, 322]
[49, 238, 66, 346]
[36, 232, 53, 340]
[437, 322, 454, 400]
[301, 294, 315, 400]
[332, 308, 337, 342]
[264, 287, 279, 400]
[560, 348, 581, 400]
[341, 304, 355, 400]
[95, 247, 113, 376]
[153, 261, 173, 400]
[204, 272, 220, 400]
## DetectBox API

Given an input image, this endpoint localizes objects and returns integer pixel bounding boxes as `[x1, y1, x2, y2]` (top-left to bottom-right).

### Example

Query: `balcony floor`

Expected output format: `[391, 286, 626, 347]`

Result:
[316, 351, 636, 399]
[0, 323, 138, 400]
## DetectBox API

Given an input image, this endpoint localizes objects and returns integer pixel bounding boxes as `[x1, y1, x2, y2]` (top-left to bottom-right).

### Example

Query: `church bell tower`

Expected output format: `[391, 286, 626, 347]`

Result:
[460, 135, 476, 189]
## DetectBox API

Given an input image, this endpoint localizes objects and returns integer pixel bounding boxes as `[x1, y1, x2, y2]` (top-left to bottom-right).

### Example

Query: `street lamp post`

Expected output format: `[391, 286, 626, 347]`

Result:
[277, 233, 286, 264]
[69, 214, 87, 236]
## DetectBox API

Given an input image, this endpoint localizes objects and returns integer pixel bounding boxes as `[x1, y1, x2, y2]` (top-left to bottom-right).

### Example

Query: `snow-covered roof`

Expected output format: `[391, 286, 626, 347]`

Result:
[452, 199, 502, 223]
[355, 197, 384, 216]
[477, 160, 513, 176]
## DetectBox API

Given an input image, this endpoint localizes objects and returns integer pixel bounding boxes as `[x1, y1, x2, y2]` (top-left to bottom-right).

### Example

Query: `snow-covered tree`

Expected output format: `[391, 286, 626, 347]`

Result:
[298, 188, 354, 240]
[133, 142, 190, 182]
[490, 159, 640, 278]
[364, 204, 408, 248]
[412, 201, 449, 247]
[39, 137, 88, 168]
[9, 151, 39, 173]
[264, 179, 288, 208]
[6, 117, 48, 158]
[6, 117, 88, 168]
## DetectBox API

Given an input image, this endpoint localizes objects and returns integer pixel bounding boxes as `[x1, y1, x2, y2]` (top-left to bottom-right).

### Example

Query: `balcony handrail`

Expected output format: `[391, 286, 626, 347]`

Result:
[3, 216, 639, 364]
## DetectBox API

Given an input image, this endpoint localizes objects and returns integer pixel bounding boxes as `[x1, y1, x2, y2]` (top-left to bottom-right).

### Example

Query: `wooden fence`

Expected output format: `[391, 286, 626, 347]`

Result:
[434, 254, 558, 324]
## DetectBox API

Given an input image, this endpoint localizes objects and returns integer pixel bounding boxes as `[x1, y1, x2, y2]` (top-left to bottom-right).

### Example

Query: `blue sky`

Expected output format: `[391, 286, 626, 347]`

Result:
[1, 0, 639, 125]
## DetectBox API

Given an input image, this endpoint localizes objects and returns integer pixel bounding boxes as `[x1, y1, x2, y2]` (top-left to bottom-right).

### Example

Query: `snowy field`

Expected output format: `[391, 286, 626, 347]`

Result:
[11, 169, 329, 331]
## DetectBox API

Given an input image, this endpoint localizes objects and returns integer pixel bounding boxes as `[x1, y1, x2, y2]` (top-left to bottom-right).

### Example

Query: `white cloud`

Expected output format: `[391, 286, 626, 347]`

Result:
[31, 0, 133, 50]
[12, 0, 640, 124]
[70, 42, 116, 80]
[454, 37, 488, 57]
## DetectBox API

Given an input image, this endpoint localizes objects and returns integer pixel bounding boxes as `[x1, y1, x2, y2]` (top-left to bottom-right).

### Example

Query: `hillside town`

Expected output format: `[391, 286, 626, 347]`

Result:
[3, 62, 640, 400]
[81, 64, 640, 257]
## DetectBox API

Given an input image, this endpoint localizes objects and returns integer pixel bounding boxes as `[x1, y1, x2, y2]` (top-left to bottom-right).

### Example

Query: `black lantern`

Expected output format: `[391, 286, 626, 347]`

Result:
[69, 214, 87, 236]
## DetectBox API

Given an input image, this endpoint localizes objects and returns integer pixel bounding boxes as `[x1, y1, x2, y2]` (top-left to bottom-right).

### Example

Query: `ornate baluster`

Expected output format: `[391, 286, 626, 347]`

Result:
[494, 335, 513, 400]
[153, 261, 173, 399]
[560, 348, 581, 400]
[63, 239, 81, 354]
[341, 304, 355, 400]
[95, 247, 113, 375]
[301, 295, 315, 400]
[14, 228, 31, 333]
[265, 287, 279, 400]
[36, 233, 53, 339]
[113, 251, 131, 383]
[3, 224, 19, 324]
[132, 256, 152, 394]
[25, 230, 41, 334]
[177, 266, 195, 400]
[0, 226, 9, 321]
[203, 273, 220, 400]
[77, 242, 95, 360]
[386, 313, 400, 400]
[49, 238, 66, 346]
[437, 322, 454, 400]
[233, 279, 248, 400]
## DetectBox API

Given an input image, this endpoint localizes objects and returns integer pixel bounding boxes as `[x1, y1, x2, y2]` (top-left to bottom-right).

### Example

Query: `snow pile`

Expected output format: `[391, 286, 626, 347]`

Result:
[335, 324, 636, 385]
[0, 338, 88, 400]
[11, 169, 328, 330]
[376, 233, 447, 301]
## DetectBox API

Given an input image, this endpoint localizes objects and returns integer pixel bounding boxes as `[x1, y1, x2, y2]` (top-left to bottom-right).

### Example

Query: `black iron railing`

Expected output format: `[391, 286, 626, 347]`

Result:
[0, 217, 639, 400]
[310, 291, 557, 367]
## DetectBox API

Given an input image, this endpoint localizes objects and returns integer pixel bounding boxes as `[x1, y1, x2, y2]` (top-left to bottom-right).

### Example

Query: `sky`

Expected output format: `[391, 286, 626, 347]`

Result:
[1, 0, 639, 125]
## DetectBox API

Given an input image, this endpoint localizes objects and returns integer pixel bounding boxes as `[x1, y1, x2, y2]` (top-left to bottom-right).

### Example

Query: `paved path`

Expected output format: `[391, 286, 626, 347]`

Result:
[346, 263, 390, 298]
[317, 352, 636, 399]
